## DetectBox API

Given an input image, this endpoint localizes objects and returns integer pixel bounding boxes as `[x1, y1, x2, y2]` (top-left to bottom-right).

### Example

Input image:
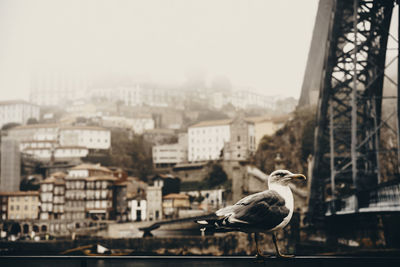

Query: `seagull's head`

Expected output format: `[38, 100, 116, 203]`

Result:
[268, 170, 306, 186]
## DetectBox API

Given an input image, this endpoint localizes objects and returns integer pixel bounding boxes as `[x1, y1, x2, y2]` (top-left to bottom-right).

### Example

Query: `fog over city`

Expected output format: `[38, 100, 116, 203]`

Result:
[0, 0, 318, 101]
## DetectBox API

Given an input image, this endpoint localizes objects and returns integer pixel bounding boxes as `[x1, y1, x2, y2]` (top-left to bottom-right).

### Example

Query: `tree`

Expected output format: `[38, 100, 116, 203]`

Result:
[1, 122, 20, 131]
[27, 118, 38, 125]
[108, 130, 153, 181]
[203, 163, 228, 189]
[20, 176, 41, 191]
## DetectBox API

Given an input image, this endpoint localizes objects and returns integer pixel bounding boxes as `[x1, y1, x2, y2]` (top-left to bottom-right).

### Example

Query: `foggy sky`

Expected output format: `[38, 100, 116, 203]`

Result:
[0, 0, 319, 101]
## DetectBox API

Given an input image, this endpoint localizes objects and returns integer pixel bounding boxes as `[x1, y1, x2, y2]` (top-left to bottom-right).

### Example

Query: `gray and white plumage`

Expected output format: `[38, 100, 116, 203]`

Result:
[197, 169, 306, 235]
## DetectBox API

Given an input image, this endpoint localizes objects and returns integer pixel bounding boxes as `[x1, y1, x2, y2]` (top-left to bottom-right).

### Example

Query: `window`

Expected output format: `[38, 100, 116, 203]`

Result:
[237, 135, 240, 142]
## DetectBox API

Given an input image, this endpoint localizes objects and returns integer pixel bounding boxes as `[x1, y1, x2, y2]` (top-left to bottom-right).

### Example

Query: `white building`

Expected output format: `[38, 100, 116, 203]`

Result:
[188, 120, 231, 162]
[128, 197, 147, 222]
[231, 90, 277, 110]
[59, 126, 111, 150]
[152, 144, 187, 168]
[30, 71, 88, 106]
[0, 100, 40, 129]
[152, 133, 188, 168]
[8, 124, 109, 162]
[8, 124, 59, 142]
[101, 115, 154, 134]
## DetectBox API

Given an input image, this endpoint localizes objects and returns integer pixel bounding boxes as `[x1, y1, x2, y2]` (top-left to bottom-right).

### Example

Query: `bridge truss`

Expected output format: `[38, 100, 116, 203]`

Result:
[308, 0, 400, 221]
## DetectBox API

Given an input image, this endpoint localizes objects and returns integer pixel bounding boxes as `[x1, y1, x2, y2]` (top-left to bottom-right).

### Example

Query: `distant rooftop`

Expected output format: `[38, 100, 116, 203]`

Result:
[0, 191, 39, 196]
[0, 100, 38, 106]
[189, 115, 290, 128]
[189, 119, 232, 128]
[70, 163, 112, 173]
[86, 175, 117, 182]
[163, 193, 189, 200]
[10, 123, 59, 130]
[60, 125, 109, 131]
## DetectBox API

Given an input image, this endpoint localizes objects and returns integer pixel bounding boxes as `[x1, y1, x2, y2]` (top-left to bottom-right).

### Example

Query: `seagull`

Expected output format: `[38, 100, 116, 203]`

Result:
[196, 170, 306, 258]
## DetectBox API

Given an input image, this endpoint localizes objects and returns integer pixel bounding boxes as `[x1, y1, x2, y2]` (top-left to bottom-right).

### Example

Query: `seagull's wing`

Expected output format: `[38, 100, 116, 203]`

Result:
[215, 190, 290, 231]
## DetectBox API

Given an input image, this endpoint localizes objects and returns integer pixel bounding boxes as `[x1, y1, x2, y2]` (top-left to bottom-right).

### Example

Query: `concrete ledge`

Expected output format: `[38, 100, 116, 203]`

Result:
[1, 256, 400, 267]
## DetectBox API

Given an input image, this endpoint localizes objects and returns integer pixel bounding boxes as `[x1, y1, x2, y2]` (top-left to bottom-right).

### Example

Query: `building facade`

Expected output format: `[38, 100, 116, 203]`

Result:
[188, 120, 231, 162]
[85, 175, 116, 220]
[8, 124, 109, 162]
[146, 186, 162, 221]
[39, 172, 66, 220]
[0, 100, 40, 129]
[3, 191, 40, 220]
[152, 133, 187, 168]
[65, 164, 114, 221]
[162, 193, 190, 219]
[185, 189, 225, 211]
[59, 126, 111, 150]
[223, 115, 256, 161]
[100, 115, 155, 134]
[127, 194, 147, 222]
[0, 137, 21, 192]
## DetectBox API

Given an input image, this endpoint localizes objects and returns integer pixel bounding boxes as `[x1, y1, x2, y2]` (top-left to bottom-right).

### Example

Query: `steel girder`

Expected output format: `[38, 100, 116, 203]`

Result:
[308, 0, 394, 220]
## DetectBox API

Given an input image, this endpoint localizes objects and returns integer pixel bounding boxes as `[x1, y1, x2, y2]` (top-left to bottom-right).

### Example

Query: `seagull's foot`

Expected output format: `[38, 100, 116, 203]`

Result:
[276, 253, 295, 258]
[254, 252, 272, 262]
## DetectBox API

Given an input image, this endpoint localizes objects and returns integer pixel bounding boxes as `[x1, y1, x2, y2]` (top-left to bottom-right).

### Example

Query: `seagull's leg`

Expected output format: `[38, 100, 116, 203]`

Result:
[272, 232, 294, 258]
[254, 232, 270, 260]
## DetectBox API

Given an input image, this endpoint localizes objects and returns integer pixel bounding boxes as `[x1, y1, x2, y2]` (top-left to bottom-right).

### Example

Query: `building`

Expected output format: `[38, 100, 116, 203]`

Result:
[1, 191, 40, 220]
[184, 189, 225, 211]
[152, 143, 187, 168]
[100, 115, 155, 134]
[65, 166, 87, 221]
[59, 126, 111, 150]
[113, 181, 130, 222]
[143, 128, 176, 145]
[230, 90, 277, 110]
[0, 100, 40, 129]
[0, 193, 8, 220]
[152, 133, 188, 168]
[162, 193, 190, 219]
[188, 119, 231, 162]
[246, 115, 290, 148]
[127, 193, 147, 222]
[85, 175, 116, 220]
[188, 115, 288, 162]
[223, 114, 256, 161]
[172, 162, 208, 183]
[30, 71, 88, 107]
[8, 124, 59, 143]
[23, 146, 89, 162]
[0, 137, 21, 192]
[65, 163, 114, 221]
[8, 124, 110, 162]
[146, 186, 162, 221]
[39, 172, 66, 220]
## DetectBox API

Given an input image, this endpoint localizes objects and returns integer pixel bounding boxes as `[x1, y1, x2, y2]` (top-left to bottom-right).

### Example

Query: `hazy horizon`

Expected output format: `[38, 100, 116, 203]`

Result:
[0, 0, 319, 102]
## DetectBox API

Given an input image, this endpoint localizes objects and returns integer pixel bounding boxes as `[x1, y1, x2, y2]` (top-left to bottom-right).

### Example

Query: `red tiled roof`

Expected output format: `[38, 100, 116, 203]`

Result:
[0, 191, 39, 196]
[163, 193, 189, 200]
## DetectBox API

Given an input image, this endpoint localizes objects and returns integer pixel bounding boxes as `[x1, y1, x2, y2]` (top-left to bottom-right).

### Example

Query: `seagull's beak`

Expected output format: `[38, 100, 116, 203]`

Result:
[287, 173, 306, 180]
